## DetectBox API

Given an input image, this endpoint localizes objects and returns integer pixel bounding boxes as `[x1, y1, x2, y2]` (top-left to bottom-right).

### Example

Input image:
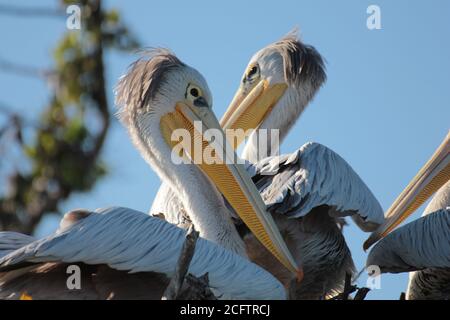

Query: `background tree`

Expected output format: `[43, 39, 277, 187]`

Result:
[0, 0, 139, 234]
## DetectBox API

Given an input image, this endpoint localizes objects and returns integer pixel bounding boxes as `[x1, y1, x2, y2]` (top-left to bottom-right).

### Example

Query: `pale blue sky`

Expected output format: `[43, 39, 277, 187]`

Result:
[1, 0, 449, 300]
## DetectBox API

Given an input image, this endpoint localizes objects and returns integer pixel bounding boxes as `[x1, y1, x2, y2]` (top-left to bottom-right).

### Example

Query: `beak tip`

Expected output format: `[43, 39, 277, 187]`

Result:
[363, 232, 380, 251]
[362, 241, 370, 252]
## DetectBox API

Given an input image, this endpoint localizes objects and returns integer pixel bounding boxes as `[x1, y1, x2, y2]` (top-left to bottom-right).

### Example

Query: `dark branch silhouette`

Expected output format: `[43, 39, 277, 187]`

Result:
[0, 57, 51, 79]
[0, 4, 64, 17]
[162, 225, 216, 300]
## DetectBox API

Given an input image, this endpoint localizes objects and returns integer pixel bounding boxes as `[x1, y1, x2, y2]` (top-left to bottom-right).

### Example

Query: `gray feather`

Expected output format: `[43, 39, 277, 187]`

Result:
[151, 143, 384, 233]
[114, 48, 184, 125]
[270, 29, 326, 96]
[0, 207, 286, 300]
[0, 232, 35, 259]
[250, 142, 384, 231]
[366, 208, 450, 273]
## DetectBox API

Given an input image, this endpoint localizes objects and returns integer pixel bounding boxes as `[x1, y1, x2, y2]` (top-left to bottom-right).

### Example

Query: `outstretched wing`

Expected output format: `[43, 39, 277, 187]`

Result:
[248, 142, 384, 231]
[366, 208, 450, 273]
[0, 232, 35, 259]
[0, 207, 286, 300]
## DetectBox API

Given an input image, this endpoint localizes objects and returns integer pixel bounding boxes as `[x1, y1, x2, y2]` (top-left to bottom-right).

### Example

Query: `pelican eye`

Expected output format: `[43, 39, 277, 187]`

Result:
[186, 84, 208, 107]
[186, 84, 203, 100]
[248, 66, 258, 77]
[190, 88, 199, 97]
[243, 64, 260, 84]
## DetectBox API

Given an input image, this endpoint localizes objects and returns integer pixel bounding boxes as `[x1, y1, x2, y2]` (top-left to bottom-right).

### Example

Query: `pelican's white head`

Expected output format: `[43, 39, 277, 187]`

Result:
[115, 49, 211, 154]
[221, 30, 326, 160]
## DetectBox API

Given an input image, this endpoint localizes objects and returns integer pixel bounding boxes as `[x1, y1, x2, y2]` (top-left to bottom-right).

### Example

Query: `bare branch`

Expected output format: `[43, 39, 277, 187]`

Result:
[0, 4, 64, 18]
[0, 57, 51, 79]
[330, 273, 357, 300]
[341, 273, 353, 300]
[162, 225, 199, 300]
[354, 287, 371, 300]
[0, 102, 40, 128]
[177, 273, 217, 300]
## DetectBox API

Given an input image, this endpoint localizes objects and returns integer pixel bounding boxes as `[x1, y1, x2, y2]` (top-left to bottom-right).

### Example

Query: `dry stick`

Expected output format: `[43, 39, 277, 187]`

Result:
[0, 4, 64, 17]
[162, 224, 199, 300]
[329, 273, 357, 300]
[354, 287, 371, 300]
[0, 57, 51, 79]
[341, 273, 353, 300]
[178, 273, 217, 300]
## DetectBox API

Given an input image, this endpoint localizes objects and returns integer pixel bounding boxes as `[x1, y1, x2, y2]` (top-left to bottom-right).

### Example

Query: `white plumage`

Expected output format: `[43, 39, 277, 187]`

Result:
[0, 207, 286, 300]
[0, 49, 300, 299]
[151, 141, 384, 298]
[149, 32, 385, 299]
[247, 142, 383, 230]
[152, 142, 384, 231]
[367, 180, 450, 299]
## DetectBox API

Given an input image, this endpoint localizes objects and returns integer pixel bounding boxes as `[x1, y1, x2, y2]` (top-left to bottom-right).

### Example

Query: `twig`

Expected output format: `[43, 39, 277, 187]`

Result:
[0, 102, 40, 128]
[352, 266, 366, 284]
[330, 273, 357, 300]
[354, 287, 371, 300]
[0, 57, 51, 79]
[341, 273, 353, 300]
[0, 4, 64, 17]
[162, 225, 199, 300]
[177, 273, 217, 300]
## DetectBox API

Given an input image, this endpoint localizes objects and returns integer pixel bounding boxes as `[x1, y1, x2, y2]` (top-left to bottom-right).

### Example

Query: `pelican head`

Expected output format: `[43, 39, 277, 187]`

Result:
[115, 49, 301, 278]
[220, 30, 326, 150]
[364, 131, 450, 250]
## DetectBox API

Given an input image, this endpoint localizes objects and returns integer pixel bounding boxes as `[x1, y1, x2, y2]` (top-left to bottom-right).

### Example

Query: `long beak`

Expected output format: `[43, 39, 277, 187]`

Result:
[364, 131, 450, 250]
[220, 79, 287, 149]
[160, 102, 302, 279]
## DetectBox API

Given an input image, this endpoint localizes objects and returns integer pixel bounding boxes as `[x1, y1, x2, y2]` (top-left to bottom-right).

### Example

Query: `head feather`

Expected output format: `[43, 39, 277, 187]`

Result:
[114, 48, 184, 125]
[270, 29, 326, 94]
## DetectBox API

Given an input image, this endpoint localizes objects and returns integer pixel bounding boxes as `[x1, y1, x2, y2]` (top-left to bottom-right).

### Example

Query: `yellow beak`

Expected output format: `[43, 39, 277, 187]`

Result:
[364, 131, 450, 250]
[220, 79, 287, 149]
[160, 102, 301, 279]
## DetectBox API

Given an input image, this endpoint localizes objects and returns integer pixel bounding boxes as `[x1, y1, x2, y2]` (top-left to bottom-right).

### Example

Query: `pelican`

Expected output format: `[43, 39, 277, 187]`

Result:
[150, 31, 385, 299]
[0, 49, 298, 299]
[366, 132, 450, 299]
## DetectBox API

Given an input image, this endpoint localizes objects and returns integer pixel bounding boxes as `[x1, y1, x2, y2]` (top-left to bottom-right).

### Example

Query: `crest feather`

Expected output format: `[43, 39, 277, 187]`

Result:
[114, 48, 184, 125]
[270, 28, 327, 93]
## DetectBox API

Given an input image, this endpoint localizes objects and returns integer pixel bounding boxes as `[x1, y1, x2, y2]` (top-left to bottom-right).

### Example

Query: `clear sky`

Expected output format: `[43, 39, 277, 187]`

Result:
[1, 0, 449, 300]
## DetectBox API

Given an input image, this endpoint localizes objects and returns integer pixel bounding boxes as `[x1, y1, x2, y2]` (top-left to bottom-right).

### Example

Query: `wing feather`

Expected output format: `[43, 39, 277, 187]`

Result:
[0, 207, 286, 300]
[366, 208, 450, 273]
[0, 232, 35, 259]
[250, 142, 384, 231]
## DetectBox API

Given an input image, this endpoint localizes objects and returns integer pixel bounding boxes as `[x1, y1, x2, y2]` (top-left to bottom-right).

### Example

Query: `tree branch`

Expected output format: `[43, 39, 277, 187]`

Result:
[162, 224, 199, 300]
[0, 4, 64, 18]
[330, 273, 358, 300]
[0, 57, 52, 79]
[0, 102, 40, 129]
[354, 287, 371, 300]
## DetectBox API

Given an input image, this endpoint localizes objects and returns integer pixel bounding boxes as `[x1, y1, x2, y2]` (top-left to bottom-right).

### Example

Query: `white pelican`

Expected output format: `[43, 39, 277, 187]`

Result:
[150, 32, 385, 299]
[0, 49, 298, 299]
[366, 132, 450, 299]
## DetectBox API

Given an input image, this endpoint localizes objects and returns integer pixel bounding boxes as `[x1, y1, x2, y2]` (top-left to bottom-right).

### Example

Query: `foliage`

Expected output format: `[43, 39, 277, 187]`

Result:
[0, 0, 139, 233]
